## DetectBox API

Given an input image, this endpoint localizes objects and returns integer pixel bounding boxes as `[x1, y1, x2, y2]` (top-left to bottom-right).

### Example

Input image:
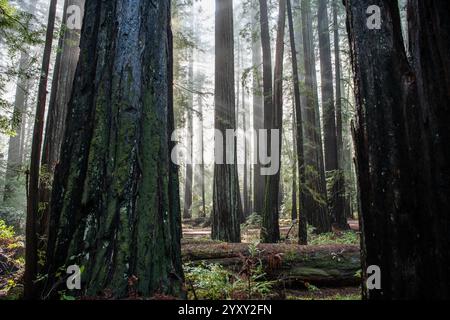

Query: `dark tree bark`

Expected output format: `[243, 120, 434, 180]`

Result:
[251, 0, 264, 216]
[42, 0, 183, 299]
[212, 0, 241, 243]
[261, 0, 286, 244]
[38, 0, 85, 256]
[287, 0, 307, 244]
[24, 0, 59, 300]
[407, 1, 450, 298]
[347, 0, 450, 299]
[301, 0, 331, 233]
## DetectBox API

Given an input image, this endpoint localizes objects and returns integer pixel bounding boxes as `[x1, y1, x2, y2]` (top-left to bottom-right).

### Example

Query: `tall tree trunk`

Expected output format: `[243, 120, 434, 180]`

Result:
[318, 0, 347, 229]
[301, 0, 331, 233]
[4, 52, 29, 203]
[287, 0, 307, 244]
[42, 0, 183, 299]
[183, 28, 194, 220]
[261, 0, 286, 244]
[3, 0, 39, 203]
[259, 0, 273, 140]
[24, 0, 59, 300]
[236, 35, 245, 223]
[243, 80, 249, 219]
[251, 0, 264, 216]
[212, 0, 241, 243]
[407, 0, 450, 298]
[332, 0, 349, 228]
[347, 0, 450, 299]
[198, 92, 206, 218]
[38, 0, 85, 257]
[291, 110, 298, 223]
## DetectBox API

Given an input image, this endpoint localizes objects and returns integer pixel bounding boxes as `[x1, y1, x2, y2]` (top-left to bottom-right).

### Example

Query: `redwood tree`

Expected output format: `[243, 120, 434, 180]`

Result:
[347, 0, 450, 299]
[318, 0, 348, 229]
[42, 0, 183, 298]
[301, 0, 331, 233]
[24, 0, 58, 300]
[287, 0, 307, 244]
[212, 0, 242, 243]
[251, 0, 264, 216]
[261, 0, 286, 243]
[39, 0, 85, 256]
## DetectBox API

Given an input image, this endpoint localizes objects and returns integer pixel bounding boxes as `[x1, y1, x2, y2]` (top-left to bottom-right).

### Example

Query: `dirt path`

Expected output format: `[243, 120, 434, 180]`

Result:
[183, 220, 360, 240]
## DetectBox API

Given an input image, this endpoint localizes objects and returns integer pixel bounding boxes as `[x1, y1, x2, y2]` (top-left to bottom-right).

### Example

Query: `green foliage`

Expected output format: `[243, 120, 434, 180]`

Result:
[184, 261, 273, 300]
[0, 205, 26, 235]
[0, 220, 24, 299]
[184, 244, 273, 300]
[0, 219, 15, 241]
[308, 226, 359, 246]
[184, 262, 235, 300]
[58, 290, 76, 301]
[0, 0, 44, 135]
[241, 213, 262, 230]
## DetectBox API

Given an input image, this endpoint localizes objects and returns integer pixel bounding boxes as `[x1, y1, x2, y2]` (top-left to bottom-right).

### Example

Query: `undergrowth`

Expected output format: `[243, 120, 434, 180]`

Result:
[184, 242, 273, 300]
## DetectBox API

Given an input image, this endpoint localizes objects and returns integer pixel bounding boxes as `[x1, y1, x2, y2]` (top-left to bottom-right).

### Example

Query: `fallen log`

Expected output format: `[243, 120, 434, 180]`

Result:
[181, 242, 361, 287]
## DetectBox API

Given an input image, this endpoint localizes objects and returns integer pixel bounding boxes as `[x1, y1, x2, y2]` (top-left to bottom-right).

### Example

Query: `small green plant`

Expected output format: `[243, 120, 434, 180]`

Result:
[184, 262, 235, 300]
[0, 219, 15, 241]
[59, 291, 77, 301]
[241, 213, 262, 230]
[184, 248, 274, 301]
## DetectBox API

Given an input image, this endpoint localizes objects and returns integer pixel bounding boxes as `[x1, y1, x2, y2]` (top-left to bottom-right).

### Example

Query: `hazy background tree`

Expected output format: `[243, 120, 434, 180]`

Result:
[212, 0, 242, 243]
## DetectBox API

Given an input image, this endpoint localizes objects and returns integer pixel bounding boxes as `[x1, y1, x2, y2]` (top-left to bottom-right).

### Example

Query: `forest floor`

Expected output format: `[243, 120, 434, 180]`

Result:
[0, 218, 362, 300]
[181, 217, 362, 300]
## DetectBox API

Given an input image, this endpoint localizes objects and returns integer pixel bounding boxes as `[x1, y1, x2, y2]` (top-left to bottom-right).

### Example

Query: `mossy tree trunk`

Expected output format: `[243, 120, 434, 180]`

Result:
[42, 0, 183, 299]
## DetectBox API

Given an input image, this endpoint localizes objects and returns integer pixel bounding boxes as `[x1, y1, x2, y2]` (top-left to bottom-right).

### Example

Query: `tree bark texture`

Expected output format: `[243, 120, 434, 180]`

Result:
[43, 0, 183, 299]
